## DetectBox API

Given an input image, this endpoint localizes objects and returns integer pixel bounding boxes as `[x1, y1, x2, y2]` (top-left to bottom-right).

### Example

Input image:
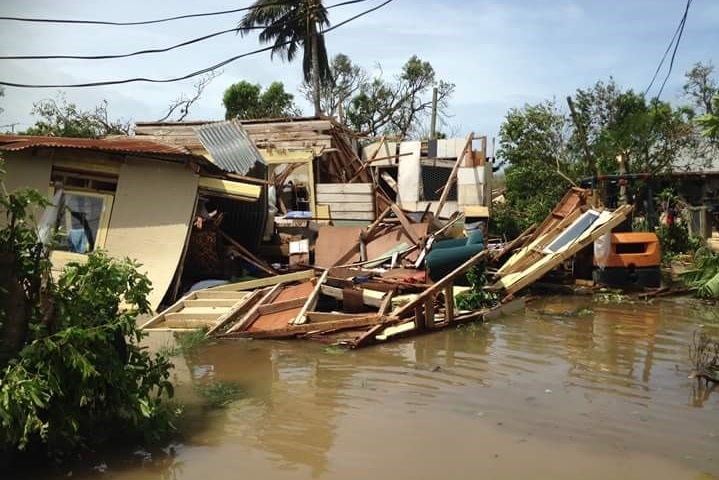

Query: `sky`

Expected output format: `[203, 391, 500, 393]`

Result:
[1, 0, 718, 146]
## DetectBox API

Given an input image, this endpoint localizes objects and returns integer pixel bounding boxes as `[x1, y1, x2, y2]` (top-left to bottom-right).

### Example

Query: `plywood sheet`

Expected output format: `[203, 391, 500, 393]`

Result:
[361, 141, 398, 167]
[436, 138, 463, 158]
[314, 225, 363, 268]
[247, 281, 314, 331]
[314, 223, 429, 267]
[104, 159, 198, 311]
[275, 281, 315, 302]
[397, 141, 421, 205]
[248, 308, 301, 332]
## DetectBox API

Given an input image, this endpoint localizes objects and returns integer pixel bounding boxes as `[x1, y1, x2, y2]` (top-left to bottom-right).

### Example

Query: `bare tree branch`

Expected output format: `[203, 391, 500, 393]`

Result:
[157, 70, 222, 122]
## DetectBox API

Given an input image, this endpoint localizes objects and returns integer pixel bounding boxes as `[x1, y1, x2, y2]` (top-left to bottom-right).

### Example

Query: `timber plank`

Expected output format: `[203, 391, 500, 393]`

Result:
[222, 315, 385, 339]
[225, 284, 283, 333]
[184, 299, 239, 308]
[293, 270, 329, 325]
[209, 270, 315, 292]
[206, 289, 266, 337]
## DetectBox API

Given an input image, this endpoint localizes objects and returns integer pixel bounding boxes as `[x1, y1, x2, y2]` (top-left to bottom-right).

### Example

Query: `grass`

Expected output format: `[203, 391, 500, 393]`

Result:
[194, 381, 245, 408]
[322, 344, 349, 355]
[456, 320, 488, 334]
[159, 328, 211, 357]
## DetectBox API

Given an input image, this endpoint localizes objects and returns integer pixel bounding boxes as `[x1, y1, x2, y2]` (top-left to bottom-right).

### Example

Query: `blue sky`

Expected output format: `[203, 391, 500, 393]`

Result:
[1, 0, 718, 143]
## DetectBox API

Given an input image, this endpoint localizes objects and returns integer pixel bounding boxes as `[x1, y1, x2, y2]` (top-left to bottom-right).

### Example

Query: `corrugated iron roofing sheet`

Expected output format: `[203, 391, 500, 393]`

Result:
[0, 134, 192, 157]
[194, 120, 266, 175]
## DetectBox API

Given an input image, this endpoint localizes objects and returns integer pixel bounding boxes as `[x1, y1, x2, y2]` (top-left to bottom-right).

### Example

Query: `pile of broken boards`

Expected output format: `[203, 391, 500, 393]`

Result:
[141, 204, 516, 348]
[490, 187, 634, 298]
[141, 188, 634, 348]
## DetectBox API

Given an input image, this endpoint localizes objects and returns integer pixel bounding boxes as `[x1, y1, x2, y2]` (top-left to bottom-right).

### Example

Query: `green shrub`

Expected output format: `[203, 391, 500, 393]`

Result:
[0, 177, 178, 458]
[680, 249, 719, 299]
[455, 266, 498, 311]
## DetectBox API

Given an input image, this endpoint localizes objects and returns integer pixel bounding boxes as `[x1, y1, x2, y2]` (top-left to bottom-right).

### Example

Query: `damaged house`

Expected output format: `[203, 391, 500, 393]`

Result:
[0, 133, 268, 312]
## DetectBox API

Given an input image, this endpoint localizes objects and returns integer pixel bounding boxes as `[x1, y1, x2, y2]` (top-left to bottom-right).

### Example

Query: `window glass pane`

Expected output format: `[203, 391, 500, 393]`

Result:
[544, 210, 600, 253]
[56, 193, 105, 254]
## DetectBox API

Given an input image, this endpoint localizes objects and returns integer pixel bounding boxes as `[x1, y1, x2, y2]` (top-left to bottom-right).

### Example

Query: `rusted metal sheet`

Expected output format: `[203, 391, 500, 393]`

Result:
[0, 134, 192, 157]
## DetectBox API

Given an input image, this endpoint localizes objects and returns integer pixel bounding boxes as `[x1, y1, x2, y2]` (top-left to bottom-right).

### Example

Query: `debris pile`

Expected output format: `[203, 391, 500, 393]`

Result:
[142, 183, 641, 348]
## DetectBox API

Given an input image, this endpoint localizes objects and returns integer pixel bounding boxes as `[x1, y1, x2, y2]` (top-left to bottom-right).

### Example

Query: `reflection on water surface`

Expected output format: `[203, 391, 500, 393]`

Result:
[20, 297, 719, 480]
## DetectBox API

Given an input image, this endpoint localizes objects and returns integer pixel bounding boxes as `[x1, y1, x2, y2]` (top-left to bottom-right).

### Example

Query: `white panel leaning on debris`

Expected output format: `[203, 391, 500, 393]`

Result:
[316, 183, 374, 220]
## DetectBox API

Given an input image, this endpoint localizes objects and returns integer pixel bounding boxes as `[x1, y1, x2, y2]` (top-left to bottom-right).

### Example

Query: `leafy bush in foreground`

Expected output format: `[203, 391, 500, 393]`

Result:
[0, 176, 177, 459]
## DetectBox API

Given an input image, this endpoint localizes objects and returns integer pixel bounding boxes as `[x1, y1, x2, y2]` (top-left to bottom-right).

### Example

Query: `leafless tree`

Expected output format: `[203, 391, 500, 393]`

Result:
[157, 70, 222, 122]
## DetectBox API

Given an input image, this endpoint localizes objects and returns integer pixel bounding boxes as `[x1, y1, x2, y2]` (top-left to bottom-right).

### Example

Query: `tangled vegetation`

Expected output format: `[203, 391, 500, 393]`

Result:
[0, 172, 178, 461]
[455, 266, 498, 311]
[680, 249, 719, 299]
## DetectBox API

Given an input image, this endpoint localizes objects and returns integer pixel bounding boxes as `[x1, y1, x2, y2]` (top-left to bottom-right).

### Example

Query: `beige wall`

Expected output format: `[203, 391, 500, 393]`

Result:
[2, 150, 199, 312]
[0, 151, 53, 226]
[104, 157, 198, 311]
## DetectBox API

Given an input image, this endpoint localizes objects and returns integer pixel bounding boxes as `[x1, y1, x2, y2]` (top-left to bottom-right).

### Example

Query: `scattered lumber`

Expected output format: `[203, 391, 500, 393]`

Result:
[220, 314, 386, 339]
[434, 132, 474, 217]
[141, 289, 252, 332]
[493, 205, 634, 297]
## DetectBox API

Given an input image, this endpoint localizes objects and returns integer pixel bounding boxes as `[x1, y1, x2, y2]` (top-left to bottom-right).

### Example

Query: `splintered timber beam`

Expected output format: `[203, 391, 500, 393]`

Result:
[331, 206, 393, 267]
[293, 270, 329, 325]
[496, 205, 634, 296]
[434, 132, 474, 217]
[490, 223, 537, 264]
[225, 284, 283, 333]
[222, 314, 386, 339]
[209, 270, 315, 292]
[205, 289, 266, 337]
[220, 230, 277, 276]
[348, 135, 385, 183]
[392, 249, 490, 318]
[390, 203, 420, 245]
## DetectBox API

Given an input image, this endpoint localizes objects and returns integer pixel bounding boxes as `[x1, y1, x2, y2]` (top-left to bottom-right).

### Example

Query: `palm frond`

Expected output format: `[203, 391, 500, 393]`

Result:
[681, 250, 719, 299]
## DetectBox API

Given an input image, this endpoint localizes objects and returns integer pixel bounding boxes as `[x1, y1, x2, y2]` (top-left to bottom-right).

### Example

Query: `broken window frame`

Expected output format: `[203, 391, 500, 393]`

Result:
[542, 209, 602, 254]
[49, 169, 116, 262]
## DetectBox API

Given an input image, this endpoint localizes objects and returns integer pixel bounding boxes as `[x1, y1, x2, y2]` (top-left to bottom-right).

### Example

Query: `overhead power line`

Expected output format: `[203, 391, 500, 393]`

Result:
[0, 0, 372, 26]
[0, 0, 396, 89]
[0, 0, 373, 61]
[0, 1, 287, 26]
[644, 0, 693, 99]
[0, 28, 239, 60]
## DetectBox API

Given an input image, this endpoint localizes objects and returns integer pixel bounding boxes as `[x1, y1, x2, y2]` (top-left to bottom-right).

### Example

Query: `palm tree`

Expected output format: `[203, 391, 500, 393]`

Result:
[238, 0, 332, 117]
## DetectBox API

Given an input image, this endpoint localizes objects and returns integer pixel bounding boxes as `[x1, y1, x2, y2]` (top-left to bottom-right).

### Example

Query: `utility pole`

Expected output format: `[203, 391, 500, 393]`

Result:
[617, 153, 628, 205]
[0, 123, 20, 133]
[429, 85, 438, 140]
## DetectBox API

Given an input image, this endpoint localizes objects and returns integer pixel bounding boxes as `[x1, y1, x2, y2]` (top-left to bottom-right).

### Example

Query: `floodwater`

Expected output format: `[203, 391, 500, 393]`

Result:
[18, 296, 719, 479]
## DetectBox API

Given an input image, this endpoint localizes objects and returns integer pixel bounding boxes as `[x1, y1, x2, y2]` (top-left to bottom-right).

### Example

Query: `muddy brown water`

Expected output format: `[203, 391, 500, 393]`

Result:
[15, 296, 719, 479]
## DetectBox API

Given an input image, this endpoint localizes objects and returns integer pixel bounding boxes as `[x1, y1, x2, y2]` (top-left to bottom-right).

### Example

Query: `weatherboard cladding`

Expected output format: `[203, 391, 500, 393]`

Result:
[195, 120, 266, 176]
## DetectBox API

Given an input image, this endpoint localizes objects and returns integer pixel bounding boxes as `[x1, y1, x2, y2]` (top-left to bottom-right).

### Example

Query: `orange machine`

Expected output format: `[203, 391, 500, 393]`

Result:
[593, 232, 661, 288]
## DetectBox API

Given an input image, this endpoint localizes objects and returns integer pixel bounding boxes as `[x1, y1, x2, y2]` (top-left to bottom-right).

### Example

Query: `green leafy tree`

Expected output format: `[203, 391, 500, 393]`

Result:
[299, 53, 368, 121]
[496, 75, 702, 234]
[238, 0, 331, 116]
[0, 168, 177, 458]
[222, 80, 301, 120]
[570, 79, 694, 174]
[696, 96, 719, 139]
[498, 100, 575, 228]
[22, 93, 130, 138]
[345, 55, 455, 138]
